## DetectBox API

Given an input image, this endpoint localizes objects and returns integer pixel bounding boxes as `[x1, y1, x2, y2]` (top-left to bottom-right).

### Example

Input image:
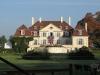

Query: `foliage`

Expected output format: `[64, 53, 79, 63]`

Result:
[93, 40, 100, 48]
[0, 35, 7, 50]
[9, 36, 33, 53]
[91, 29, 100, 48]
[95, 11, 100, 22]
[91, 47, 100, 51]
[0, 49, 16, 55]
[67, 46, 95, 60]
[22, 47, 49, 60]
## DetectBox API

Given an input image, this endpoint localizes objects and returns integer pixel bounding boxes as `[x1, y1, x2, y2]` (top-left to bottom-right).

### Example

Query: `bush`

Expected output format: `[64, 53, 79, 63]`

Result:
[22, 47, 49, 60]
[68, 46, 95, 60]
[49, 53, 67, 60]
[91, 47, 100, 51]
[0, 49, 16, 54]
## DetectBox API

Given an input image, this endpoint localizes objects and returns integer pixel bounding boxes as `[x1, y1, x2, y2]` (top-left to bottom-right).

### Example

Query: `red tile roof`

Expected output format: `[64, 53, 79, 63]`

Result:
[76, 15, 100, 33]
[73, 29, 88, 36]
[14, 24, 31, 36]
[29, 21, 73, 31]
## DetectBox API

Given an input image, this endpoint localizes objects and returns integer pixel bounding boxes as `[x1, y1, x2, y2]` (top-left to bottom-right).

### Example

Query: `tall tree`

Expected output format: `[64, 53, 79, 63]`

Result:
[0, 35, 7, 49]
[9, 36, 33, 53]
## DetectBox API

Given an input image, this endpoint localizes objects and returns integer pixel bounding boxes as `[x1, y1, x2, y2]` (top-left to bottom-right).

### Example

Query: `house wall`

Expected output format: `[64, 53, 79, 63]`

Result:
[39, 23, 64, 45]
[72, 36, 88, 48]
[48, 47, 68, 53]
[27, 23, 89, 53]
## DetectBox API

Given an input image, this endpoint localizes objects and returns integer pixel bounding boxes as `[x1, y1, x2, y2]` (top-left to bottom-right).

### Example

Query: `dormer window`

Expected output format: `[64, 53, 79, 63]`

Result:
[64, 31, 69, 37]
[78, 30, 82, 35]
[34, 31, 37, 36]
[34, 26, 37, 30]
[66, 26, 68, 30]
[20, 29, 25, 35]
[31, 31, 34, 35]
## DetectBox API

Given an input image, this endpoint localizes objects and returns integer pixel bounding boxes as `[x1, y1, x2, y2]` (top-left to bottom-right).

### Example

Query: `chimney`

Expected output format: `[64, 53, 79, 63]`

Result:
[85, 22, 88, 32]
[60, 16, 63, 23]
[39, 17, 42, 23]
[32, 17, 35, 25]
[68, 16, 71, 25]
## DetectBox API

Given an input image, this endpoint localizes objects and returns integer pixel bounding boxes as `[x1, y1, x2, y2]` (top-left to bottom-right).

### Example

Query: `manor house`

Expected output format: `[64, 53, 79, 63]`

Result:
[15, 17, 88, 53]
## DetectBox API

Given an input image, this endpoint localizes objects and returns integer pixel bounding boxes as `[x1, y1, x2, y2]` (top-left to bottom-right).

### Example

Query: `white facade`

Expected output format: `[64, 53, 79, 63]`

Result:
[4, 41, 12, 49]
[27, 23, 88, 53]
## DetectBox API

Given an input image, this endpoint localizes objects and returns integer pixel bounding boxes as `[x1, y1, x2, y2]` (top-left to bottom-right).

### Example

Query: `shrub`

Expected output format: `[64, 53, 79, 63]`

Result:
[0, 49, 16, 54]
[91, 47, 100, 51]
[22, 47, 49, 60]
[68, 46, 95, 60]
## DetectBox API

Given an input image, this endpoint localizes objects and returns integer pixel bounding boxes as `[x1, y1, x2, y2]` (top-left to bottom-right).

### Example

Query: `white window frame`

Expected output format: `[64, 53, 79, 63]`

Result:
[34, 31, 37, 36]
[43, 32, 46, 37]
[34, 39, 37, 45]
[31, 31, 34, 35]
[43, 39, 46, 45]
[56, 32, 60, 37]
[78, 30, 82, 35]
[78, 38, 84, 45]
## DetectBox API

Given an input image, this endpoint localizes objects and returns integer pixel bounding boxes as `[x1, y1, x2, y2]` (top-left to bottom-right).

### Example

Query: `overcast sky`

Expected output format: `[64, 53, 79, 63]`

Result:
[0, 0, 100, 38]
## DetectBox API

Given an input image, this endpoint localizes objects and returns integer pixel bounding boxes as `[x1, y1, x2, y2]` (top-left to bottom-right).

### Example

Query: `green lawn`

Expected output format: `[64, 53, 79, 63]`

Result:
[93, 50, 100, 59]
[0, 50, 100, 71]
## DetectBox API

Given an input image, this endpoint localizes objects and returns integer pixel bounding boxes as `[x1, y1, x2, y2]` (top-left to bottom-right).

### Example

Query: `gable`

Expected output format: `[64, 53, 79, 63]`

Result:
[40, 23, 63, 32]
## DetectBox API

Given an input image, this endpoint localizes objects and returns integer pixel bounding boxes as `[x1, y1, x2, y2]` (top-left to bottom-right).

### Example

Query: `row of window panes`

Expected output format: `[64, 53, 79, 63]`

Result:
[34, 39, 62, 45]
[41, 32, 61, 37]
[78, 38, 84, 45]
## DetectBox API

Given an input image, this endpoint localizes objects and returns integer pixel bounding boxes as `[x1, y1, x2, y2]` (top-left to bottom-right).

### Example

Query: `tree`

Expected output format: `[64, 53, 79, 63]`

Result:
[90, 29, 100, 48]
[9, 36, 33, 53]
[0, 35, 7, 49]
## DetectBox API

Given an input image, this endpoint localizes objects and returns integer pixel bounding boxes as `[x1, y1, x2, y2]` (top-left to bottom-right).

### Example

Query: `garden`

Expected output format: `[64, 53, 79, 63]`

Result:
[0, 47, 100, 75]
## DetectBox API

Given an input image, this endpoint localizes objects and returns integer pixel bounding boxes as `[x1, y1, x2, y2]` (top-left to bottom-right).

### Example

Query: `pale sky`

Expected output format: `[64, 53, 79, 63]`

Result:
[0, 0, 100, 38]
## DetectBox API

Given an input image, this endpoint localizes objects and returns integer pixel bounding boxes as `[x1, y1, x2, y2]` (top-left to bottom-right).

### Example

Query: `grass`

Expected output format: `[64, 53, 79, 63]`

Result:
[0, 49, 100, 72]
[93, 50, 100, 59]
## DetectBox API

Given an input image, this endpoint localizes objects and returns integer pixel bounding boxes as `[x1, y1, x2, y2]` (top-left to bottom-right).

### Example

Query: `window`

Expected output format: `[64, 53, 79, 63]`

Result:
[57, 40, 60, 44]
[31, 31, 34, 35]
[21, 30, 25, 35]
[34, 26, 37, 30]
[43, 32, 46, 37]
[34, 40, 37, 45]
[43, 40, 46, 45]
[66, 26, 68, 30]
[64, 31, 69, 37]
[57, 32, 60, 37]
[34, 31, 37, 36]
[78, 38, 83, 45]
[50, 32, 53, 36]
[78, 30, 82, 35]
